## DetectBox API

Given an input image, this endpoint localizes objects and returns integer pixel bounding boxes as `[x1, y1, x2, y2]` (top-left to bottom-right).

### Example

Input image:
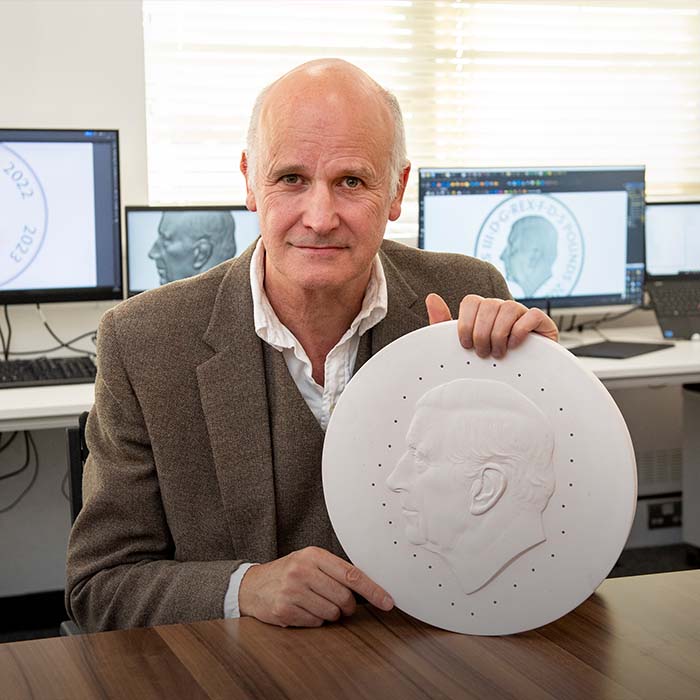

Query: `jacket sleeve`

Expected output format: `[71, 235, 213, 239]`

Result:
[65, 308, 240, 631]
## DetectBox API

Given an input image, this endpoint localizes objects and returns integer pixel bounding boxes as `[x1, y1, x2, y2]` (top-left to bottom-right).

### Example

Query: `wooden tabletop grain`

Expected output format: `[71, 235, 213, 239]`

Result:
[1, 570, 699, 700]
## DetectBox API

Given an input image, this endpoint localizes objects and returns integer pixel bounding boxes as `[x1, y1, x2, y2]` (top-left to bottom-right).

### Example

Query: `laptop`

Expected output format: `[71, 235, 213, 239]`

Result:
[645, 201, 700, 340]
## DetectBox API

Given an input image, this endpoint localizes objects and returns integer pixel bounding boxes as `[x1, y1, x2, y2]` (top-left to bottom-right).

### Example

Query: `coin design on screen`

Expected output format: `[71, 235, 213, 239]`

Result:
[0, 143, 48, 287]
[474, 194, 584, 299]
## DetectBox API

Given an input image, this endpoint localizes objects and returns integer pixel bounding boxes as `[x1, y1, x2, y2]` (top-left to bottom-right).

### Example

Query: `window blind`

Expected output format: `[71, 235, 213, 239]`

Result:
[142, 0, 700, 244]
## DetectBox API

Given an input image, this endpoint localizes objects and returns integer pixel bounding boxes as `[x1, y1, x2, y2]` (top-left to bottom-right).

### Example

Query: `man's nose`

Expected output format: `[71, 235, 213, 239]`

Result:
[301, 183, 340, 234]
[148, 241, 161, 260]
[386, 453, 410, 491]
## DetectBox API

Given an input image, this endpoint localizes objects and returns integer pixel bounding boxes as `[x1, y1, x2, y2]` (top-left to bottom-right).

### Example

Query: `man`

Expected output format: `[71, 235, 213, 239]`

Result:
[386, 378, 556, 594]
[500, 215, 558, 297]
[66, 59, 558, 631]
[149, 210, 237, 284]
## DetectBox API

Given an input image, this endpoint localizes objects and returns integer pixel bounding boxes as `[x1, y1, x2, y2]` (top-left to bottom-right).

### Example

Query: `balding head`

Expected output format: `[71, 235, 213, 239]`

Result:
[245, 59, 407, 196]
[239, 58, 411, 302]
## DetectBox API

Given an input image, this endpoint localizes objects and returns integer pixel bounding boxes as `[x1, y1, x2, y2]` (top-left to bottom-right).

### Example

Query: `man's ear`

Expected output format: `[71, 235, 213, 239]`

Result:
[240, 150, 257, 212]
[388, 163, 411, 222]
[469, 466, 506, 516]
[192, 238, 213, 270]
[528, 246, 544, 268]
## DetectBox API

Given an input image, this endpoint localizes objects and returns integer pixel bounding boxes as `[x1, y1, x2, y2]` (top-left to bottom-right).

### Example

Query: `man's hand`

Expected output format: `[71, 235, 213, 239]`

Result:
[238, 546, 394, 627]
[426, 293, 559, 359]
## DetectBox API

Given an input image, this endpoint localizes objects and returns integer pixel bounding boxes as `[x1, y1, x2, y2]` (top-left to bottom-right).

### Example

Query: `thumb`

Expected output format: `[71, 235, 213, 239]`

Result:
[425, 293, 452, 325]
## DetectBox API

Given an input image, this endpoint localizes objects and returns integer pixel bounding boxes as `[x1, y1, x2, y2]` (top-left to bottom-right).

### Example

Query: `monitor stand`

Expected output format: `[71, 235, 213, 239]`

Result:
[568, 341, 673, 359]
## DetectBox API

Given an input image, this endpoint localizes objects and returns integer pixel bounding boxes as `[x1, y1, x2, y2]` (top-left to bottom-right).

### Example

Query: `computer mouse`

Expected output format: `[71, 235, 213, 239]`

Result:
[691, 333, 700, 341]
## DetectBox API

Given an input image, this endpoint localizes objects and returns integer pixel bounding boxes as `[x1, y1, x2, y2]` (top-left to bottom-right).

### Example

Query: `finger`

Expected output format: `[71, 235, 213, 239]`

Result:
[508, 308, 559, 349]
[309, 571, 357, 617]
[456, 295, 481, 349]
[294, 588, 345, 623]
[288, 549, 357, 617]
[314, 551, 394, 611]
[425, 293, 452, 325]
[471, 298, 501, 358]
[271, 602, 325, 628]
[490, 301, 527, 358]
[262, 561, 342, 626]
[277, 549, 347, 618]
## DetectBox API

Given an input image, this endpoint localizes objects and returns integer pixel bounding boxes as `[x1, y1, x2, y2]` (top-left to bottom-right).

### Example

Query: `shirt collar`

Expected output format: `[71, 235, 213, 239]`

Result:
[250, 238, 388, 351]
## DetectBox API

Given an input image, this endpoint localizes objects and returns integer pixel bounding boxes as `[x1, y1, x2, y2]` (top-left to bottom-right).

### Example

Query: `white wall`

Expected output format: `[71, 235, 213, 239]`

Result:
[1, 0, 148, 349]
[0, 0, 147, 596]
[2, 0, 147, 201]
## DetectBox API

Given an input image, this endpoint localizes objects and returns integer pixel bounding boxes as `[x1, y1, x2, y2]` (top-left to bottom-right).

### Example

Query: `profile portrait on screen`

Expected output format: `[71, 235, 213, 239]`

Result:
[149, 210, 237, 284]
[500, 216, 558, 298]
[386, 378, 556, 594]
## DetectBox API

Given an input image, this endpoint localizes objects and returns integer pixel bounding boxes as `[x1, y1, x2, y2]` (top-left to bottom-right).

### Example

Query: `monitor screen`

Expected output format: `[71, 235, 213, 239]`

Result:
[645, 201, 700, 277]
[0, 128, 122, 304]
[419, 166, 646, 310]
[125, 206, 260, 295]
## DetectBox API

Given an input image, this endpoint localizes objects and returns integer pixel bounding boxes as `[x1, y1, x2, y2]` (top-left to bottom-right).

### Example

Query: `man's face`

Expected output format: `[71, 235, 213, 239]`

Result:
[243, 74, 408, 296]
[148, 214, 195, 284]
[386, 409, 471, 552]
[500, 227, 527, 286]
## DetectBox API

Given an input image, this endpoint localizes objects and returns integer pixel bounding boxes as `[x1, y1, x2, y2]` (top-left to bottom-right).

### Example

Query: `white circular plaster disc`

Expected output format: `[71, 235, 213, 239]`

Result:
[322, 321, 637, 635]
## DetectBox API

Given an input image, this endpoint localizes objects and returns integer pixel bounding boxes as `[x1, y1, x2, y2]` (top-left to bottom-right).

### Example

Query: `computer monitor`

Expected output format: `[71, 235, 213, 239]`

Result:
[0, 128, 122, 304]
[125, 205, 260, 295]
[645, 201, 700, 277]
[418, 166, 646, 313]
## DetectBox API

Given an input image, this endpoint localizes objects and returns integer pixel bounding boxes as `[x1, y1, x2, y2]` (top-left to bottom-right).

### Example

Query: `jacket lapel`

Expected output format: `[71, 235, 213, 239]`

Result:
[371, 245, 428, 356]
[196, 248, 278, 563]
[194, 242, 427, 564]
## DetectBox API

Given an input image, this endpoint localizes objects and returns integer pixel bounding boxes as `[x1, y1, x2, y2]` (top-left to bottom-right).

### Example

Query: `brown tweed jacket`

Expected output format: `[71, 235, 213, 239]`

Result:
[65, 239, 510, 632]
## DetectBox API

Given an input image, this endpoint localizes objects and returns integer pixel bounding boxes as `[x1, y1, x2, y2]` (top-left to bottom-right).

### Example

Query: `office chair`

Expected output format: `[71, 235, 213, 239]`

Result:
[65, 410, 89, 524]
[60, 410, 90, 637]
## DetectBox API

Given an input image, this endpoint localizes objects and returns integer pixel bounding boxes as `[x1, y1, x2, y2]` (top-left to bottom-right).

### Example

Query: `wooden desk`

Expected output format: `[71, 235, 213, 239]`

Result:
[1, 570, 698, 700]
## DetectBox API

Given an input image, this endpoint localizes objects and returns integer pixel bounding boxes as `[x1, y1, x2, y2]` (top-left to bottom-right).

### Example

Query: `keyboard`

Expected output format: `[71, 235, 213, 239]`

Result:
[649, 281, 700, 317]
[0, 356, 97, 389]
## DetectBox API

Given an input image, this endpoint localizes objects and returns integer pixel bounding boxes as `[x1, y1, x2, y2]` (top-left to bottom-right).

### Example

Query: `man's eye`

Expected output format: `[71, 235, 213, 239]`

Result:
[409, 447, 428, 471]
[343, 176, 361, 188]
[281, 174, 300, 185]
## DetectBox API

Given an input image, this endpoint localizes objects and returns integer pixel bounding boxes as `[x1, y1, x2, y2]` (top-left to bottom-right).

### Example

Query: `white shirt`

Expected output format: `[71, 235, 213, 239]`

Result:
[250, 238, 388, 430]
[223, 238, 388, 618]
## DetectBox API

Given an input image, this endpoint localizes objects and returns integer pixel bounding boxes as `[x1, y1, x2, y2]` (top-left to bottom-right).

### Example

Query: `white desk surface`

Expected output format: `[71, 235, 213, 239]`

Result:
[2, 325, 700, 432]
[0, 383, 94, 432]
[561, 324, 700, 389]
